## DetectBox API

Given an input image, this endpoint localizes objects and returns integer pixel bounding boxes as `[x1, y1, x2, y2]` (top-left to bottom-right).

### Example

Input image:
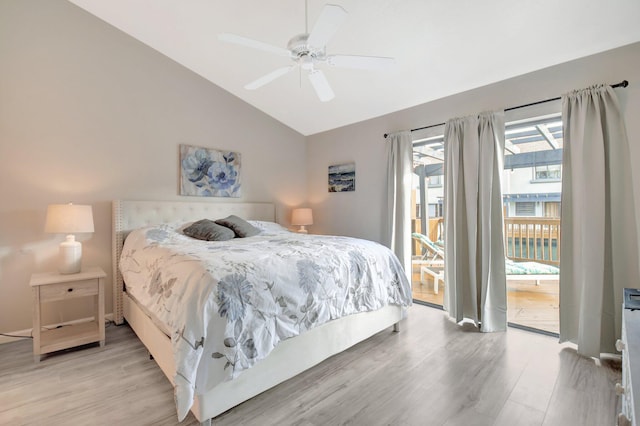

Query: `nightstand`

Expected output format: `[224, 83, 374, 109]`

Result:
[30, 266, 106, 362]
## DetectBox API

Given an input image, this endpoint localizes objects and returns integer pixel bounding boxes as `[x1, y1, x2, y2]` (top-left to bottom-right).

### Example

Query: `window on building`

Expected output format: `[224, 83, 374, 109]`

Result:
[429, 203, 443, 218]
[544, 201, 560, 218]
[515, 201, 536, 216]
[428, 175, 442, 187]
[534, 164, 561, 181]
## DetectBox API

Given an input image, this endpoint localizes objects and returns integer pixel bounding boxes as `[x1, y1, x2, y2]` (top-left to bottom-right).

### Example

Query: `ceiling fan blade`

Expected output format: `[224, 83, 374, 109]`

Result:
[307, 4, 348, 48]
[218, 33, 290, 57]
[327, 55, 396, 70]
[308, 69, 335, 102]
[245, 66, 296, 90]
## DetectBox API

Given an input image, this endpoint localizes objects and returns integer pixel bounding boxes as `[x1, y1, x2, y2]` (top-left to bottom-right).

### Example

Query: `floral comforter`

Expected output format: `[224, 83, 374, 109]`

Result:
[119, 221, 411, 421]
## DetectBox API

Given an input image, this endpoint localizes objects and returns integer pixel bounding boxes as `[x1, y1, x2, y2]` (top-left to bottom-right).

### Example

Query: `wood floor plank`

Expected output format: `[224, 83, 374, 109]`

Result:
[542, 353, 620, 426]
[0, 305, 620, 426]
[510, 365, 557, 412]
[494, 400, 546, 426]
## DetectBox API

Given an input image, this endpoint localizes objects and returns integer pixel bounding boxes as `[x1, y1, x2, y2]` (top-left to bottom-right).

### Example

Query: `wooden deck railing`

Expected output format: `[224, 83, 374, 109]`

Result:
[412, 216, 560, 266]
[505, 217, 560, 266]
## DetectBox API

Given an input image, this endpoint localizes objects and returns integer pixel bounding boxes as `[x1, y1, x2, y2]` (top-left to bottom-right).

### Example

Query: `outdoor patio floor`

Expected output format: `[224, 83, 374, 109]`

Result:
[412, 270, 560, 334]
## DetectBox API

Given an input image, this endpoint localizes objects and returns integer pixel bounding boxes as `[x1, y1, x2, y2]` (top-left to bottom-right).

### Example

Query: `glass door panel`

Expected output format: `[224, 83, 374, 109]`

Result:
[503, 114, 562, 335]
[411, 137, 445, 307]
[410, 114, 562, 335]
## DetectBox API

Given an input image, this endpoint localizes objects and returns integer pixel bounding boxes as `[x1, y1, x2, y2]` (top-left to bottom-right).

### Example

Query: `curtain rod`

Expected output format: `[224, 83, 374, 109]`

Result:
[383, 80, 629, 138]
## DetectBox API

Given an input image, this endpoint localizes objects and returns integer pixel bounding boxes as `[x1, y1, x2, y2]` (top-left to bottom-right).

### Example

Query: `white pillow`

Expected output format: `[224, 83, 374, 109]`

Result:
[248, 220, 290, 234]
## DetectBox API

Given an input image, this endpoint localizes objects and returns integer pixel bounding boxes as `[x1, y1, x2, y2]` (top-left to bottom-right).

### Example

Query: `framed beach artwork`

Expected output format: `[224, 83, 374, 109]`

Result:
[180, 144, 242, 197]
[328, 163, 355, 192]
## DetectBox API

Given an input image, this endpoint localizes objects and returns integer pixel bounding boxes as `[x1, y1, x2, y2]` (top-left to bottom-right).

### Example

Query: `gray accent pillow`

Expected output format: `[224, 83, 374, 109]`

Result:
[183, 219, 235, 241]
[215, 215, 260, 238]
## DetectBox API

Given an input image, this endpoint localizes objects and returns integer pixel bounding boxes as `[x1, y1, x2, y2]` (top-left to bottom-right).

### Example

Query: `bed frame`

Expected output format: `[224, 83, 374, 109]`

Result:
[112, 200, 405, 425]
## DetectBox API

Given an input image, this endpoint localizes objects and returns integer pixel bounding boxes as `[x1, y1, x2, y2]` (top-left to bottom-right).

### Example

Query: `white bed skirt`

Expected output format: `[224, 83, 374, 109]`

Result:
[124, 292, 405, 422]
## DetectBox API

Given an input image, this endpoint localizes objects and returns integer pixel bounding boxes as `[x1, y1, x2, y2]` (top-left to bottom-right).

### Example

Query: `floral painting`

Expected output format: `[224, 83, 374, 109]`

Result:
[328, 163, 355, 192]
[180, 144, 242, 197]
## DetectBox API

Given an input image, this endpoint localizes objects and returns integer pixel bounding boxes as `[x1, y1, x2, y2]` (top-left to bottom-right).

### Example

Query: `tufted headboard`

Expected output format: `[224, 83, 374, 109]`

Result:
[112, 200, 276, 324]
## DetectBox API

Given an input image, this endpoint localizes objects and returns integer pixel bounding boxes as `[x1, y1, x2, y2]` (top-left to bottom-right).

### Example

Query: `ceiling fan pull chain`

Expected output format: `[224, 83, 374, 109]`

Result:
[305, 0, 308, 34]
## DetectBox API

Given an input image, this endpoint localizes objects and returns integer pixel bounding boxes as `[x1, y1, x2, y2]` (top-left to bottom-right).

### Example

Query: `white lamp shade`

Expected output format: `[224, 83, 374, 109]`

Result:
[291, 208, 313, 226]
[45, 204, 94, 234]
[45, 204, 94, 274]
[291, 208, 313, 234]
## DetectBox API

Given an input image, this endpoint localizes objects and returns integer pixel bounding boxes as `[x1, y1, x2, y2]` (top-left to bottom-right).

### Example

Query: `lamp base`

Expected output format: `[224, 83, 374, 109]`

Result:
[58, 235, 82, 274]
[297, 226, 308, 234]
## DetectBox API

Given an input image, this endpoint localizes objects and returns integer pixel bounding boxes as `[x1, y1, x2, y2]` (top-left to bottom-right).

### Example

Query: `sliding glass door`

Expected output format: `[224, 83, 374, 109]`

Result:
[411, 136, 445, 307]
[501, 114, 562, 335]
[410, 114, 562, 335]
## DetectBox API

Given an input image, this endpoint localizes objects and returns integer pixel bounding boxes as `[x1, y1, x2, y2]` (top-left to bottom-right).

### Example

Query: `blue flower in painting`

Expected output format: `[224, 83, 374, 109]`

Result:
[216, 273, 252, 321]
[223, 152, 236, 164]
[182, 149, 213, 183]
[207, 161, 238, 191]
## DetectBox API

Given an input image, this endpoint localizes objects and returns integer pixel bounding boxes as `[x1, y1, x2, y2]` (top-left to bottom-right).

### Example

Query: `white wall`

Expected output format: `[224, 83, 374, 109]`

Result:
[0, 1, 306, 334]
[3, 1, 639, 337]
[507, 169, 562, 195]
[307, 42, 640, 248]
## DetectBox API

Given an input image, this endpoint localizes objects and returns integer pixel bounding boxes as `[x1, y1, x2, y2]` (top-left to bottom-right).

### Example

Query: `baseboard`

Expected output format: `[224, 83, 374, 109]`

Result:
[0, 313, 115, 345]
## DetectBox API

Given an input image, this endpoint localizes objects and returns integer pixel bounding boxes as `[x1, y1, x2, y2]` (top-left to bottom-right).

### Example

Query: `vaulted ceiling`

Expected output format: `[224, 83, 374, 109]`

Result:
[69, 0, 640, 136]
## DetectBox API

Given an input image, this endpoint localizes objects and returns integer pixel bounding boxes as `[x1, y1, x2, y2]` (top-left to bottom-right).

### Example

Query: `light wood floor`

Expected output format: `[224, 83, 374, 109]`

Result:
[0, 305, 619, 426]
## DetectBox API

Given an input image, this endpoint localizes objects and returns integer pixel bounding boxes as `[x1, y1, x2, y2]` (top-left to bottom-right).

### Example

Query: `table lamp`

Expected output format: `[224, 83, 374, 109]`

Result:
[291, 208, 313, 234]
[45, 203, 94, 274]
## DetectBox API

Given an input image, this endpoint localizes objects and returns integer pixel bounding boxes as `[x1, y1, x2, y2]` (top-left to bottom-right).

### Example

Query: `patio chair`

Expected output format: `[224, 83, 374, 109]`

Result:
[505, 258, 559, 286]
[411, 232, 444, 263]
[411, 232, 445, 294]
[411, 232, 559, 294]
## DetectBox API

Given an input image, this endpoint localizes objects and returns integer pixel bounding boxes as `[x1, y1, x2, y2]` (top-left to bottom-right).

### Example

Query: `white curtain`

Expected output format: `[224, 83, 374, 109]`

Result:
[560, 84, 639, 357]
[443, 112, 507, 332]
[386, 130, 413, 281]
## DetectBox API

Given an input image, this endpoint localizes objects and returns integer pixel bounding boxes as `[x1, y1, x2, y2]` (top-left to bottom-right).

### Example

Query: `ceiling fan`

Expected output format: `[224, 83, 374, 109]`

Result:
[218, 3, 396, 102]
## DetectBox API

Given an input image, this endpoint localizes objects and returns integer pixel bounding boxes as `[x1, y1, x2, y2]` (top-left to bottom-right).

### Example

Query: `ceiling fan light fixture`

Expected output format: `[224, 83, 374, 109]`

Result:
[300, 55, 314, 70]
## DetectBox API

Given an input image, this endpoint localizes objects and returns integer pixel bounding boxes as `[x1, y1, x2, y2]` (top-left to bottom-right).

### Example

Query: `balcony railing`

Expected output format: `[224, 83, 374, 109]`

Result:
[505, 217, 560, 266]
[412, 216, 560, 266]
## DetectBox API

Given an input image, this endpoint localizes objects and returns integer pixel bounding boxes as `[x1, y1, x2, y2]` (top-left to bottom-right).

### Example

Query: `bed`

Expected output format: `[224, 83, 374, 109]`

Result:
[112, 200, 410, 425]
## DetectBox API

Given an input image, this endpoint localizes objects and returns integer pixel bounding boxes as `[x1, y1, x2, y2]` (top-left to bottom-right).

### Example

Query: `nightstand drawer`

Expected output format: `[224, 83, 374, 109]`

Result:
[39, 279, 98, 302]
